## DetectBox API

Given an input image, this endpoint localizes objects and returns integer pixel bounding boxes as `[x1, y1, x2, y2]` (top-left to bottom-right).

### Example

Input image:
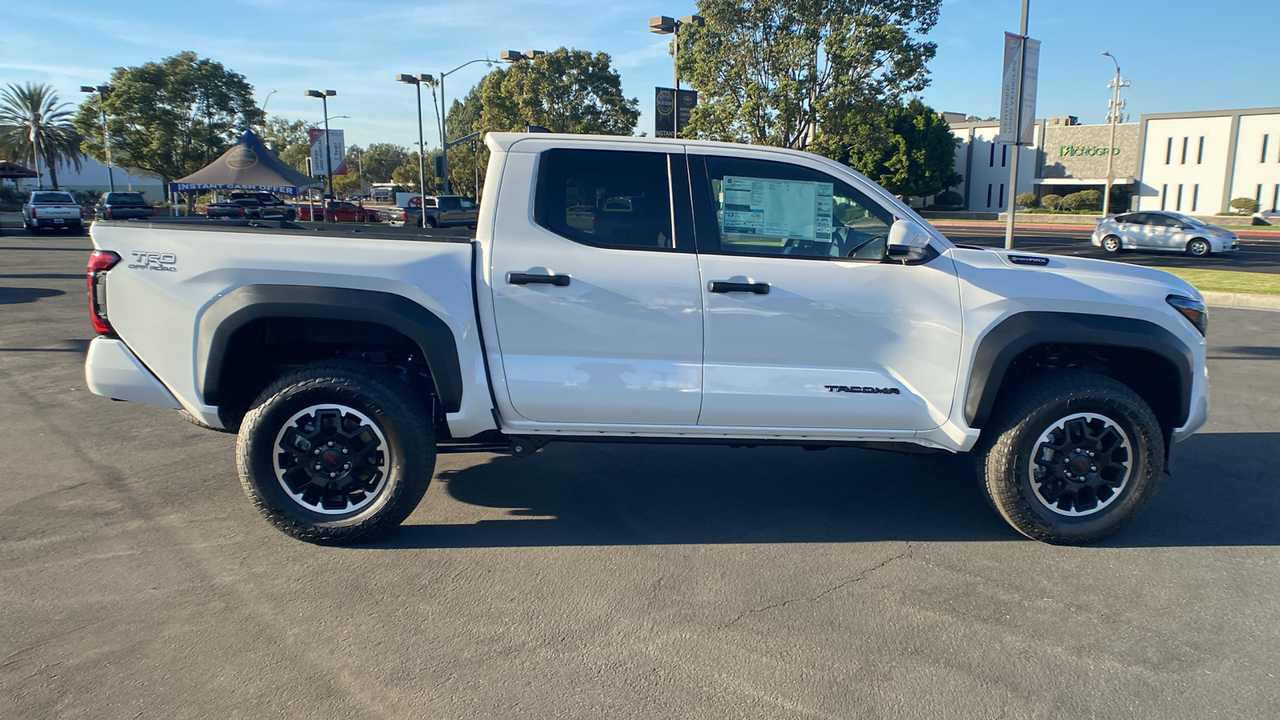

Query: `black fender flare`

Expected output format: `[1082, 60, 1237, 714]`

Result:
[197, 285, 463, 412]
[965, 311, 1193, 428]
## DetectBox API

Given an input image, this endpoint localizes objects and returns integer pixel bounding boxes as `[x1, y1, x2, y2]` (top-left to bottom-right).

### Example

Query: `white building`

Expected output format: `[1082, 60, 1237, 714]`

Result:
[16, 154, 164, 201]
[948, 106, 1280, 214]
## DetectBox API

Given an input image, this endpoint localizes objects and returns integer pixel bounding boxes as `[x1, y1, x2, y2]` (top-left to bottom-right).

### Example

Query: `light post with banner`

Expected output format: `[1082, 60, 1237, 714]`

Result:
[305, 89, 337, 218]
[649, 14, 703, 138]
[998, 0, 1038, 249]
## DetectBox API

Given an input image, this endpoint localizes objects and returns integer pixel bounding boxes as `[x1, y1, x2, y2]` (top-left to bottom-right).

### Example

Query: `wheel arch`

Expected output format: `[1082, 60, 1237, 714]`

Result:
[965, 312, 1193, 433]
[197, 285, 464, 419]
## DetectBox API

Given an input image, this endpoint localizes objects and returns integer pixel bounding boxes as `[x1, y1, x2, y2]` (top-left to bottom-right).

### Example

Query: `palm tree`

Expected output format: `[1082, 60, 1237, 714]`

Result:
[0, 83, 85, 189]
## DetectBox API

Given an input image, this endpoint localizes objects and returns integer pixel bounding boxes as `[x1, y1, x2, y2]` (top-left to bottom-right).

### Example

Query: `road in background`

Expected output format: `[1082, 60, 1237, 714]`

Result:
[2, 233, 1278, 719]
[933, 221, 1280, 273]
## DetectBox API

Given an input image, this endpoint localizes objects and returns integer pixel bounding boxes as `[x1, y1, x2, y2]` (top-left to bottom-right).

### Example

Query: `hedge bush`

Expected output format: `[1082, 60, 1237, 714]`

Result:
[1015, 192, 1038, 208]
[1230, 197, 1259, 214]
[1041, 193, 1063, 211]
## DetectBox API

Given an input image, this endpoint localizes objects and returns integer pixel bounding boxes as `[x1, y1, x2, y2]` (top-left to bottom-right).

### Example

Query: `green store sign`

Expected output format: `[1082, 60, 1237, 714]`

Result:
[1060, 145, 1120, 156]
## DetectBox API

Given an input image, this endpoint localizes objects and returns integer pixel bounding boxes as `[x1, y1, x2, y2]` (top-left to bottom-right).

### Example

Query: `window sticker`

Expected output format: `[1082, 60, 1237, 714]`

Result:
[720, 176, 834, 241]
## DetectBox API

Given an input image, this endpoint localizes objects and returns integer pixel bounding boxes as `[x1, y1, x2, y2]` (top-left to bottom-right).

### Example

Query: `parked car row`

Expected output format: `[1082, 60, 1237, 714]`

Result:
[388, 195, 479, 229]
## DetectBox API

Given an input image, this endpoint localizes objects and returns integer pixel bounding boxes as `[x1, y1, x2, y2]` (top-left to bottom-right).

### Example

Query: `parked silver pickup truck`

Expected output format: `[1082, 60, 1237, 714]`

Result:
[23, 190, 85, 234]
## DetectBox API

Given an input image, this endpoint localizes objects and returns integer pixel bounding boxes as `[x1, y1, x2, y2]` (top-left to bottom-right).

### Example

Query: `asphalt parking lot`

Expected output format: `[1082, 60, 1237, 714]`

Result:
[2, 232, 1278, 719]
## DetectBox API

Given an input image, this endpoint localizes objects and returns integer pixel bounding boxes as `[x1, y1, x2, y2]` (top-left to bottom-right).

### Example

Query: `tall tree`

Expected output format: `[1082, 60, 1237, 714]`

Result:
[445, 87, 485, 198]
[0, 83, 85, 189]
[258, 115, 311, 173]
[73, 51, 264, 187]
[676, 0, 941, 159]
[848, 99, 961, 198]
[478, 48, 639, 135]
[361, 143, 412, 184]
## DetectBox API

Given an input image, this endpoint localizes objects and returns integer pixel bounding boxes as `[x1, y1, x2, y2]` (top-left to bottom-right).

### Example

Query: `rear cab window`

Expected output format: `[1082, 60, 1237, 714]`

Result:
[32, 192, 75, 204]
[107, 192, 148, 205]
[534, 148, 686, 251]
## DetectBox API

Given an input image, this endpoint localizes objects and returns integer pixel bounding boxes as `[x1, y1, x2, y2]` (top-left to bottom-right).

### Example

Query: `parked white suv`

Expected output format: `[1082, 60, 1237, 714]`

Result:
[83, 133, 1210, 546]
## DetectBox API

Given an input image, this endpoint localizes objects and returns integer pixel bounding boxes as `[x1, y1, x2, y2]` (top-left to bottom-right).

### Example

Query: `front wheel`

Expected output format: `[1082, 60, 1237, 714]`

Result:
[1186, 239, 1211, 257]
[1101, 235, 1122, 253]
[424, 216, 438, 228]
[236, 361, 436, 544]
[978, 370, 1164, 544]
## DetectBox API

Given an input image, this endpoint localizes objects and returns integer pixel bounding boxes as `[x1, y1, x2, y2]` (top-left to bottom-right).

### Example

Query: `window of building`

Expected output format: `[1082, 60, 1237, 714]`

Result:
[986, 184, 993, 207]
[1191, 184, 1199, 212]
[989, 143, 995, 168]
[1001, 145, 1007, 168]
[691, 154, 893, 260]
[1176, 184, 1183, 211]
[1165, 138, 1172, 164]
[1263, 134, 1270, 164]
[1197, 137, 1205, 164]
[998, 183, 1005, 208]
[1258, 184, 1265, 205]
[1181, 137, 1188, 165]
[1160, 184, 1168, 211]
[1272, 184, 1279, 213]
[533, 148, 679, 251]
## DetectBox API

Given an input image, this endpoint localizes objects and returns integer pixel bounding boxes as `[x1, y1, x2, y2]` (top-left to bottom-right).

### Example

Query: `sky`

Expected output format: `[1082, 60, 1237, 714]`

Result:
[1, 0, 1273, 154]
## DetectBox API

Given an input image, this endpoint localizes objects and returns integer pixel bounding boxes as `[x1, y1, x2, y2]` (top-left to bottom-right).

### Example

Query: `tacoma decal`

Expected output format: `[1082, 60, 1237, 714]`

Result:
[824, 385, 901, 394]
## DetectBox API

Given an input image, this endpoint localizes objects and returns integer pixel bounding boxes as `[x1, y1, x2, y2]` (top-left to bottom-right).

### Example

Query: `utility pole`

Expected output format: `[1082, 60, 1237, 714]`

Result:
[80, 85, 116, 192]
[1101, 51, 1126, 217]
[1003, 0, 1030, 250]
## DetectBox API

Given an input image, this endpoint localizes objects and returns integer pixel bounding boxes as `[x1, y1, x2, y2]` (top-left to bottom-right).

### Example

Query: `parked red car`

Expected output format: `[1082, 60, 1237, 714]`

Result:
[296, 201, 382, 223]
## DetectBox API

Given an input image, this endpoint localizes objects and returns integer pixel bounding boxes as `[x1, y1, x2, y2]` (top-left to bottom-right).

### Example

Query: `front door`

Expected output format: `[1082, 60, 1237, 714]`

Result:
[488, 144, 704, 425]
[689, 152, 964, 431]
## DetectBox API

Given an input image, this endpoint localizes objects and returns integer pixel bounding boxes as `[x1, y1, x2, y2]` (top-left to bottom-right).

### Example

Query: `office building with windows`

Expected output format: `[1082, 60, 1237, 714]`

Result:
[948, 106, 1280, 214]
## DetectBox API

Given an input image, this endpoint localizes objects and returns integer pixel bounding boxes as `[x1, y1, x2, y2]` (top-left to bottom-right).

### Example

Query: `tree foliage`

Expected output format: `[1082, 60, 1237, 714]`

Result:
[0, 82, 85, 189]
[445, 87, 486, 198]
[73, 51, 264, 185]
[676, 0, 941, 158]
[846, 99, 960, 198]
[477, 48, 639, 136]
[361, 143, 413, 184]
[1015, 192, 1038, 208]
[1230, 197, 1259, 214]
[258, 115, 311, 173]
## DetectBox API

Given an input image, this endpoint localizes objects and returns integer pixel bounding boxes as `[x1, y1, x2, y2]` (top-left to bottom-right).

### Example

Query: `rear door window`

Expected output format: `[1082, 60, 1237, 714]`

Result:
[534, 148, 683, 251]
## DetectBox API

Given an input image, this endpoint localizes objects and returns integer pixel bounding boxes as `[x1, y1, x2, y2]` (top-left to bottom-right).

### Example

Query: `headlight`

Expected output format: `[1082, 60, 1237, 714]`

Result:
[1167, 294, 1208, 336]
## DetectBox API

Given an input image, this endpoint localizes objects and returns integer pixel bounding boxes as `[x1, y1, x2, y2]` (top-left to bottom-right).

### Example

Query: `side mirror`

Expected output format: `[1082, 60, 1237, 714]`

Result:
[886, 217, 933, 262]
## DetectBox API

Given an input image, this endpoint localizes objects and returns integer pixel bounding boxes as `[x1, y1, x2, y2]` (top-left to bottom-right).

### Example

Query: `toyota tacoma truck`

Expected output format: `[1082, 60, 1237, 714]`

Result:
[83, 132, 1210, 546]
[24, 189, 85, 234]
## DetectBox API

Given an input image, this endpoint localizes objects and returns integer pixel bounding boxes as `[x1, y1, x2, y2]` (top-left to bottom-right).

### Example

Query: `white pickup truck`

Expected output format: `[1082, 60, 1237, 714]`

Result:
[83, 132, 1209, 545]
[23, 189, 85, 234]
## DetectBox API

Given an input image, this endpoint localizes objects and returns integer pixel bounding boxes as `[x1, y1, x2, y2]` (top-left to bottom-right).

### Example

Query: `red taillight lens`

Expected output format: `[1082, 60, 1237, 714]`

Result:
[31, 208, 38, 218]
[87, 250, 121, 336]
[107, 207, 114, 219]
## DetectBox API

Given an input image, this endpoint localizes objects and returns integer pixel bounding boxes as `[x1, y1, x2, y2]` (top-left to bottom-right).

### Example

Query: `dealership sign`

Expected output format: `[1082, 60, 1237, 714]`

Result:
[1060, 145, 1120, 156]
[307, 127, 347, 177]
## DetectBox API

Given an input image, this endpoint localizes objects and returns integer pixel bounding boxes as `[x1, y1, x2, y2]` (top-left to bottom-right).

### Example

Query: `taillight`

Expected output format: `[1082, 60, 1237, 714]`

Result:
[31, 208, 38, 218]
[87, 250, 121, 336]
[107, 207, 114, 219]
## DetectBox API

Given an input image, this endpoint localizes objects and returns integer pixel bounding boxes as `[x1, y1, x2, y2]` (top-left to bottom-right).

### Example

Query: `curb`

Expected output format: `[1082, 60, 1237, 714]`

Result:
[1202, 291, 1280, 312]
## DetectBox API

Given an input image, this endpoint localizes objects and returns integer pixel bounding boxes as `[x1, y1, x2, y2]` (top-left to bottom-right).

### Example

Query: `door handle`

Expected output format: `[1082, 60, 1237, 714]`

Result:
[508, 272, 571, 287]
[709, 281, 770, 295]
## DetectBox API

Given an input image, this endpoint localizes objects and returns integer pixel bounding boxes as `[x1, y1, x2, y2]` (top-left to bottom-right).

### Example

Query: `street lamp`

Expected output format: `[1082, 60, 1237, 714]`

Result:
[80, 85, 115, 193]
[1100, 51, 1127, 217]
[648, 15, 703, 91]
[305, 89, 337, 212]
[396, 73, 433, 201]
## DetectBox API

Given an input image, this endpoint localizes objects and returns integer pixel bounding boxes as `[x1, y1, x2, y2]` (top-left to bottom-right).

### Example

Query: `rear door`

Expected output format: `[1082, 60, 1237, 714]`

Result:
[487, 142, 704, 425]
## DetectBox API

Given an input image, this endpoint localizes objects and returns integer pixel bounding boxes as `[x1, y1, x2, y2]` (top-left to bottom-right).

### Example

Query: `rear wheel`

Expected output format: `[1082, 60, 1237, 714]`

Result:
[424, 216, 438, 228]
[978, 370, 1164, 544]
[1186, 238, 1211, 257]
[1101, 235, 1122, 253]
[236, 361, 436, 544]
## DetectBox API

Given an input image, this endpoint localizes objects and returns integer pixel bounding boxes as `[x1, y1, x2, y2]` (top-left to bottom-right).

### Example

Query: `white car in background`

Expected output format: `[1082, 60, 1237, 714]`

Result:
[1093, 211, 1239, 257]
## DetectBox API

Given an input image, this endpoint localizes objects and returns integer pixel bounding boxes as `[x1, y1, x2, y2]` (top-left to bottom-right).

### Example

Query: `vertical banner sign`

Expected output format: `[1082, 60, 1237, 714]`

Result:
[655, 87, 676, 138]
[999, 32, 1040, 145]
[308, 127, 348, 177]
[676, 89, 698, 136]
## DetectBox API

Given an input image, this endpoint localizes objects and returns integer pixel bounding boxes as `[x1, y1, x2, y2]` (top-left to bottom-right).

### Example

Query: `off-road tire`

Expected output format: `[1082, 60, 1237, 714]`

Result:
[1101, 235, 1122, 253]
[978, 370, 1164, 544]
[236, 360, 435, 544]
[1186, 239, 1211, 257]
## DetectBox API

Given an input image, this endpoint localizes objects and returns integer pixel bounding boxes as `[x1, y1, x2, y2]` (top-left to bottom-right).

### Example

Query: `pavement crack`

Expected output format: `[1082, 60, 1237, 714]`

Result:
[721, 545, 911, 629]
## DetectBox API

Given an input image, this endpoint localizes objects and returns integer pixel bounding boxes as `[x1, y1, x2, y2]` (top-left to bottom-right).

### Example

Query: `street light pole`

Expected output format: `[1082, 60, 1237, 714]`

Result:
[305, 89, 337, 219]
[80, 85, 115, 193]
[1002, 0, 1029, 250]
[397, 74, 430, 203]
[649, 15, 703, 138]
[1101, 51, 1122, 217]
[433, 57, 504, 196]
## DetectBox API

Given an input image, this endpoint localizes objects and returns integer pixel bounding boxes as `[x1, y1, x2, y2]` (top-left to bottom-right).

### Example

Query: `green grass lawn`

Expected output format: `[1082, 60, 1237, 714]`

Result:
[1153, 267, 1280, 295]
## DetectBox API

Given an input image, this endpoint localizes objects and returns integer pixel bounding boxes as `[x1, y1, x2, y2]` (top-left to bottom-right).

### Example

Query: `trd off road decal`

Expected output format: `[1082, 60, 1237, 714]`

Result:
[824, 385, 901, 394]
[128, 252, 178, 272]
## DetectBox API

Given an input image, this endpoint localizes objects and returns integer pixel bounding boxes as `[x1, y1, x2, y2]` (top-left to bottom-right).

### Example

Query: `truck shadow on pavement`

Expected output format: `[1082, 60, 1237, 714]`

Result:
[0, 286, 65, 305]
[373, 432, 1279, 549]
